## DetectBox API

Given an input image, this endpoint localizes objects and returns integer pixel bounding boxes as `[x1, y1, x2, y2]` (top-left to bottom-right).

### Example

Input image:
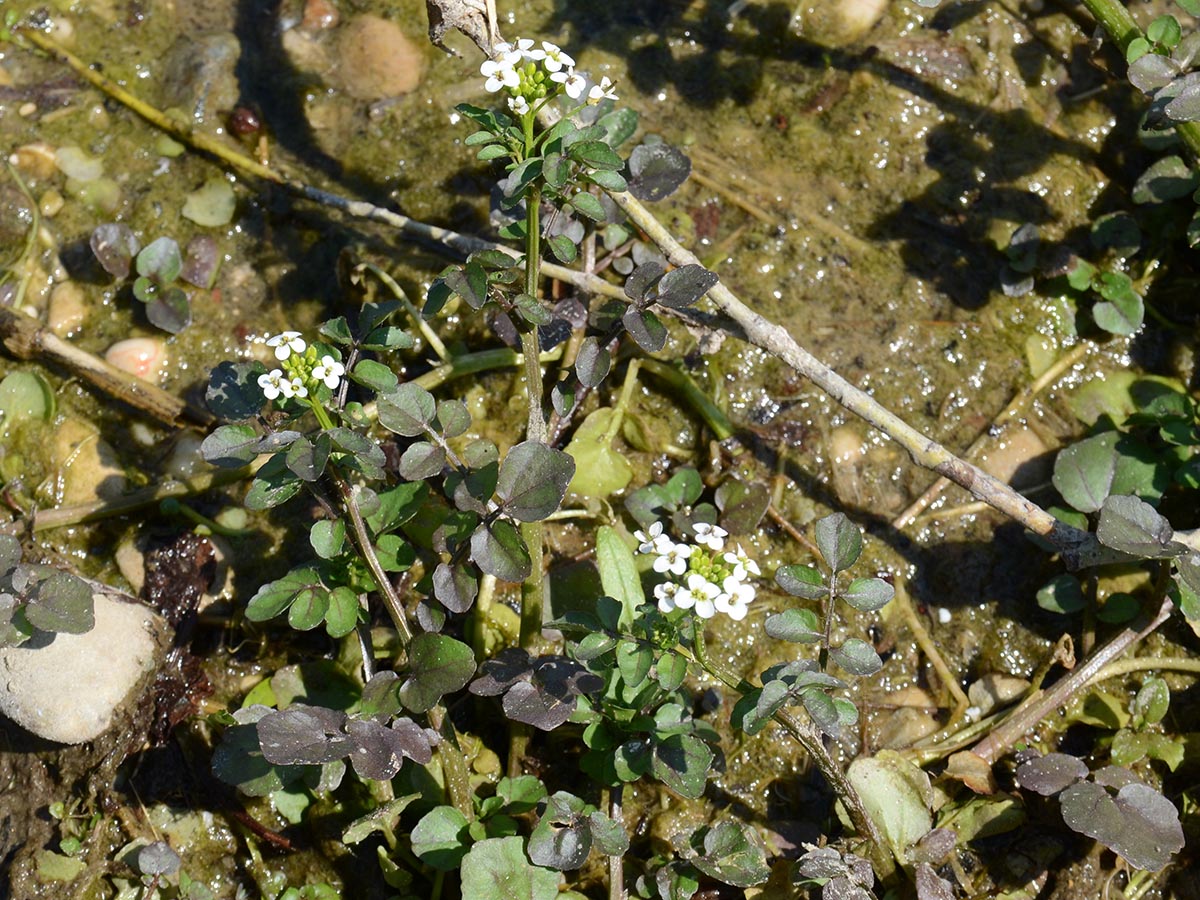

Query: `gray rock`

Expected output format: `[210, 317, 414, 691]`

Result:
[160, 33, 241, 124]
[0, 593, 166, 743]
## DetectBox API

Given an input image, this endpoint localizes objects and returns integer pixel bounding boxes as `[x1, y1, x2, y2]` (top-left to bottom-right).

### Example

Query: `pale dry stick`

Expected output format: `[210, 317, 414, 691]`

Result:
[970, 592, 1174, 765]
[0, 306, 207, 427]
[892, 578, 971, 718]
[892, 343, 1090, 529]
[605, 189, 1106, 569]
[685, 166, 779, 227]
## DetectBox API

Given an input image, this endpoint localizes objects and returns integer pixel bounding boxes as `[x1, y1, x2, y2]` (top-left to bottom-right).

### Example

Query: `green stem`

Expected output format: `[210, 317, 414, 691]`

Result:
[689, 624, 896, 881]
[1078, 0, 1200, 158]
[609, 785, 625, 900]
[638, 358, 734, 441]
[511, 114, 548, 775]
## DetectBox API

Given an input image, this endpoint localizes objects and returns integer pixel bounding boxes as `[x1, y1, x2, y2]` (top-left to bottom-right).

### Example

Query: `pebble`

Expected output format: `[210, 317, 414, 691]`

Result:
[47, 281, 86, 337]
[302, 0, 340, 31]
[53, 418, 128, 504]
[334, 15, 425, 101]
[55, 145, 104, 182]
[10, 143, 58, 181]
[160, 33, 241, 124]
[39, 189, 65, 218]
[105, 336, 167, 382]
[0, 593, 165, 743]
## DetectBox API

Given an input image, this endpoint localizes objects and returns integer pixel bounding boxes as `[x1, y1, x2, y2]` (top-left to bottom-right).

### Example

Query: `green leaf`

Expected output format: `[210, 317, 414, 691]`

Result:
[324, 586, 359, 638]
[460, 837, 559, 900]
[366, 482, 429, 535]
[1132, 677, 1170, 726]
[802, 688, 840, 735]
[375, 534, 415, 572]
[1037, 574, 1085, 614]
[398, 442, 445, 481]
[840, 577, 894, 612]
[596, 526, 643, 629]
[25, 573, 93, 634]
[546, 234, 577, 264]
[655, 653, 688, 692]
[285, 433, 331, 482]
[814, 513, 863, 572]
[1092, 276, 1144, 336]
[1148, 15, 1182, 48]
[652, 733, 713, 799]
[246, 567, 324, 621]
[627, 142, 691, 202]
[310, 520, 346, 559]
[1132, 155, 1199, 205]
[655, 265, 718, 310]
[342, 795, 420, 846]
[774, 565, 826, 600]
[288, 582, 330, 630]
[319, 316, 353, 345]
[569, 139, 624, 171]
[351, 359, 399, 393]
[205, 361, 267, 421]
[830, 638, 882, 676]
[412, 806, 472, 871]
[244, 454, 303, 509]
[136, 236, 183, 283]
[847, 751, 933, 865]
[399, 634, 476, 713]
[496, 441, 576, 521]
[200, 424, 265, 468]
[442, 262, 490, 310]
[764, 608, 822, 643]
[146, 288, 191, 333]
[616, 640, 652, 690]
[504, 157, 544, 201]
[0, 534, 20, 573]
[587, 169, 628, 192]
[595, 107, 638, 147]
[1059, 781, 1184, 871]
[690, 822, 771, 888]
[1053, 432, 1118, 513]
[565, 409, 633, 499]
[569, 191, 608, 222]
[1096, 494, 1182, 558]
[471, 520, 532, 582]
[378, 383, 437, 436]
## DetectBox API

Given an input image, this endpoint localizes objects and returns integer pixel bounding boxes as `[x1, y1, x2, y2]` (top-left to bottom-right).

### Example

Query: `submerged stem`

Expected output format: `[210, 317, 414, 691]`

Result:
[689, 624, 896, 881]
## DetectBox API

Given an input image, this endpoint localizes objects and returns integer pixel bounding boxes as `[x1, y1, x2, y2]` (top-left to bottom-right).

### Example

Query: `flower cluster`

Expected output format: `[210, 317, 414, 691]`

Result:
[634, 522, 760, 622]
[480, 38, 617, 115]
[257, 331, 345, 402]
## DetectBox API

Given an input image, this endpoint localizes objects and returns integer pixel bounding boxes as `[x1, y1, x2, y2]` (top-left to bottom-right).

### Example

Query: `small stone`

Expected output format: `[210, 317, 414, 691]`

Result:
[55, 145, 104, 181]
[47, 281, 86, 337]
[160, 33, 242, 125]
[105, 336, 167, 381]
[0, 593, 166, 743]
[10, 143, 58, 180]
[39, 189, 65, 218]
[334, 15, 425, 101]
[54, 417, 127, 504]
[301, 0, 339, 31]
[18, 103, 37, 118]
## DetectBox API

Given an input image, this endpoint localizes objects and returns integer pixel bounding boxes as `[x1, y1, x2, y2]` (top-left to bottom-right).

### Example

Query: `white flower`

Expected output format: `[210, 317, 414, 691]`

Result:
[541, 42, 574, 72]
[288, 376, 309, 399]
[653, 540, 693, 576]
[715, 576, 755, 621]
[723, 544, 761, 579]
[266, 331, 306, 361]
[481, 55, 520, 93]
[634, 521, 665, 554]
[692, 522, 728, 552]
[561, 69, 587, 100]
[258, 368, 288, 401]
[312, 354, 345, 389]
[587, 76, 618, 104]
[654, 581, 681, 613]
[515, 37, 543, 59]
[676, 573, 719, 619]
[507, 94, 531, 116]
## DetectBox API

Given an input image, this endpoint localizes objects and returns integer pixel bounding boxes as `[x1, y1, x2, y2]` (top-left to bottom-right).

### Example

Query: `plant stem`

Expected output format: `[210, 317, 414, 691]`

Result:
[1077, 0, 1200, 158]
[689, 624, 896, 881]
[609, 785, 625, 900]
[511, 119, 548, 776]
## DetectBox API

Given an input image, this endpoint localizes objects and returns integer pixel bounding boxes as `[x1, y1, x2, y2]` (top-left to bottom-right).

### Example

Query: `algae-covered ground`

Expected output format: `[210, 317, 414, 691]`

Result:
[1, 0, 1198, 898]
